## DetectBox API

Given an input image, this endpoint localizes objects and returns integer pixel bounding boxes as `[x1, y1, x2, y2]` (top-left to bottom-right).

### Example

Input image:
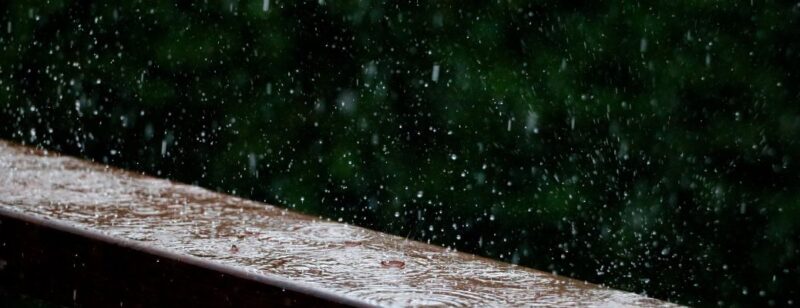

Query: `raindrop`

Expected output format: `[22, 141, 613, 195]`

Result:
[161, 139, 168, 157]
[248, 153, 258, 175]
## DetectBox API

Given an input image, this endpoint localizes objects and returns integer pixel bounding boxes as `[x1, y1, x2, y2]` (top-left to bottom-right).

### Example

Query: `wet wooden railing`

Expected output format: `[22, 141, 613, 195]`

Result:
[0, 140, 677, 307]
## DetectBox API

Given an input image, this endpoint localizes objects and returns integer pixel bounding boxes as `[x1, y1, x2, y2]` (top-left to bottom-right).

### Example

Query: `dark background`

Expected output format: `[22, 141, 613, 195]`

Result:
[2, 1, 799, 306]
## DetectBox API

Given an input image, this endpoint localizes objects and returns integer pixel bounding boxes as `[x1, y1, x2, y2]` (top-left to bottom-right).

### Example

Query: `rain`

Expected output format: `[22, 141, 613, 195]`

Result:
[0, 1, 799, 307]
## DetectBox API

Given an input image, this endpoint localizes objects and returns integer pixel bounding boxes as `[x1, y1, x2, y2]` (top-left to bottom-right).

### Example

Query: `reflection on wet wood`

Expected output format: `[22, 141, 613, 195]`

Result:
[0, 141, 678, 307]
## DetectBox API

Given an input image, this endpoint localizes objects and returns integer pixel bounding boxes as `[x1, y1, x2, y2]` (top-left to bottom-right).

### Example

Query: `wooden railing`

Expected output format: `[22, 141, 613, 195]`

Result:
[0, 140, 677, 307]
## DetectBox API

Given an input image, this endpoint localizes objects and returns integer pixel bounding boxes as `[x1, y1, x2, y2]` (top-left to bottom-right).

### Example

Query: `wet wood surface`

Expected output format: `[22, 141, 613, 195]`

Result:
[0, 141, 678, 307]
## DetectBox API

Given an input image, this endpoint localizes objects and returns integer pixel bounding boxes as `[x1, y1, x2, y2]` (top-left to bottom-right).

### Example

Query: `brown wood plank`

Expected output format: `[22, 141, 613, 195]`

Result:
[0, 140, 678, 307]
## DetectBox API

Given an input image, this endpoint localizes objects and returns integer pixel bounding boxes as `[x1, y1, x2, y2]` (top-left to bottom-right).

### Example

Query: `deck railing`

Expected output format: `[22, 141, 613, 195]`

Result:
[0, 140, 676, 307]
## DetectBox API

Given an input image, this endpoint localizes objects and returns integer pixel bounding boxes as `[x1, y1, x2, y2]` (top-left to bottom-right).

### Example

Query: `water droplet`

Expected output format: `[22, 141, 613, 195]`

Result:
[431, 64, 440, 82]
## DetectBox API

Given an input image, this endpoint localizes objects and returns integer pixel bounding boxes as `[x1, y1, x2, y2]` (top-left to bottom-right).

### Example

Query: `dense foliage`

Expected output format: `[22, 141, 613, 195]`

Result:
[2, 1, 799, 305]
